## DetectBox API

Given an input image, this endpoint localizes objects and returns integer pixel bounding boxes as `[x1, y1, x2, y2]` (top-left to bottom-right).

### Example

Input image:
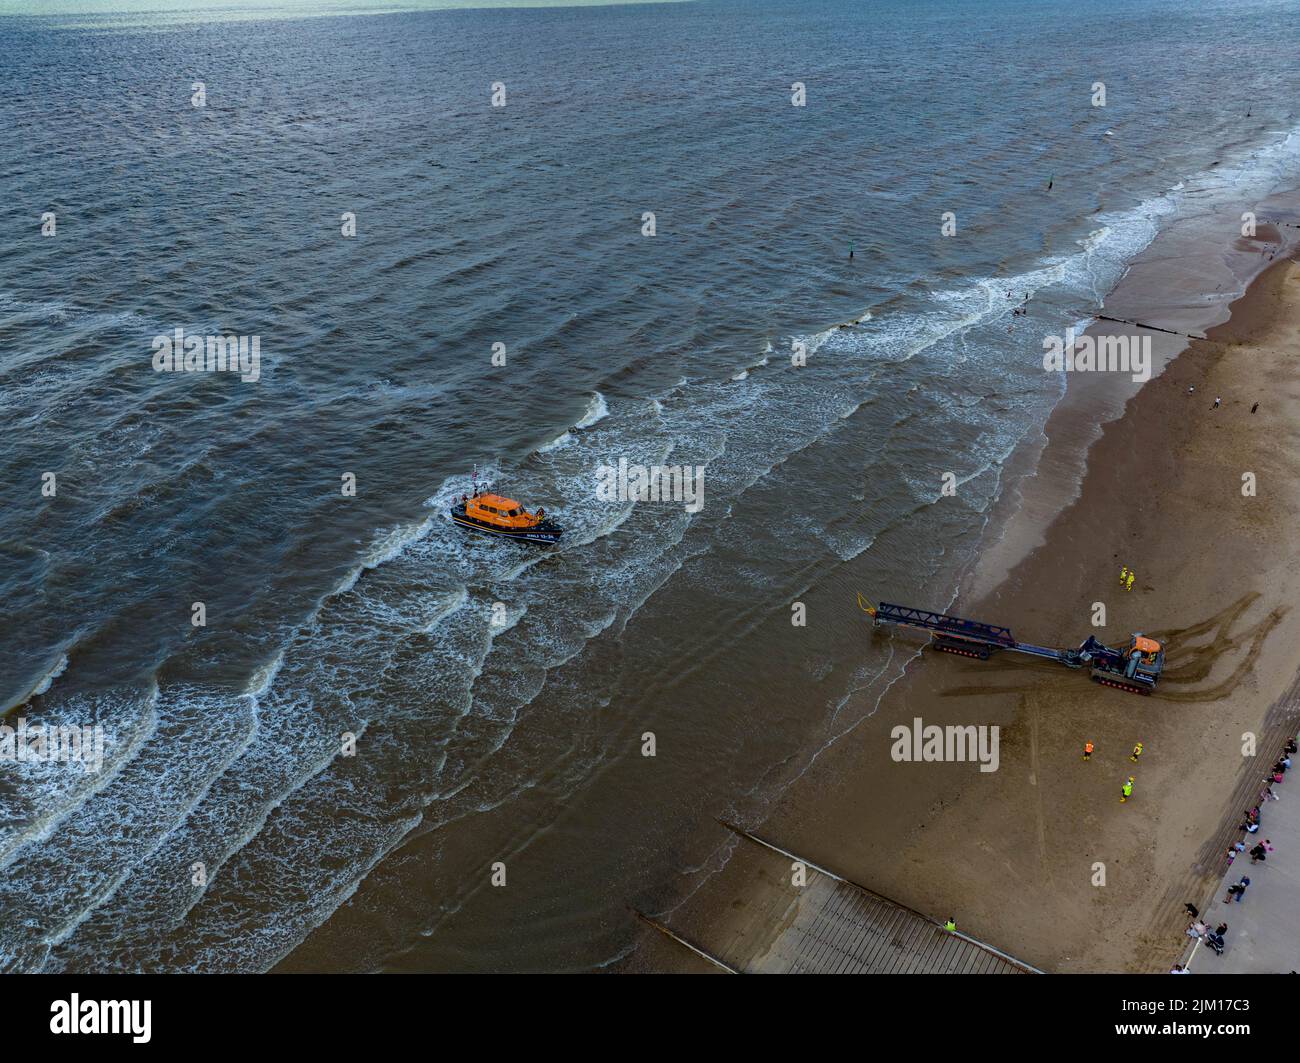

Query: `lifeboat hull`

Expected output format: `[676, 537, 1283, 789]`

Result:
[450, 505, 563, 545]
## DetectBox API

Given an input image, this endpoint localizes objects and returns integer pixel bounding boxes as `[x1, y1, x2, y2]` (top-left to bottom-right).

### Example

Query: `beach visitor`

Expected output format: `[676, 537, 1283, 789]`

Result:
[1121, 777, 1134, 803]
[1213, 396, 1221, 409]
[1251, 402, 1259, 413]
[1170, 964, 1190, 974]
[1184, 902, 1199, 919]
[1125, 573, 1134, 592]
[944, 917, 956, 933]
[1083, 741, 1094, 761]
[1120, 565, 1128, 585]
[1250, 844, 1266, 863]
[1130, 742, 1143, 763]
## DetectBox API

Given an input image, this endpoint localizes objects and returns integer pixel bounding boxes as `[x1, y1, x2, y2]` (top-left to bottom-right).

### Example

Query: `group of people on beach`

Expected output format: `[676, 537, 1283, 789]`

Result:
[1080, 737, 1143, 806]
[1182, 916, 1229, 956]
[1118, 565, 1135, 593]
[1174, 735, 1298, 969]
[1189, 384, 1261, 415]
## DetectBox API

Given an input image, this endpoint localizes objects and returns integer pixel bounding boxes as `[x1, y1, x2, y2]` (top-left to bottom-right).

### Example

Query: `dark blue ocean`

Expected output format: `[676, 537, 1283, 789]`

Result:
[2, 0, 1299, 971]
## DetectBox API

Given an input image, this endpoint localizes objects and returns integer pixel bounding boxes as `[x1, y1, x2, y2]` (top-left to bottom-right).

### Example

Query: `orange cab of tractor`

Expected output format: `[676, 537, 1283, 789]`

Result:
[1132, 635, 1162, 658]
[1123, 632, 1165, 687]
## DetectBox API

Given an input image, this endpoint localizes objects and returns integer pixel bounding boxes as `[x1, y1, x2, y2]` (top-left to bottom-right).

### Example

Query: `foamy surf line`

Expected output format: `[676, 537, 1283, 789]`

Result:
[536, 391, 607, 452]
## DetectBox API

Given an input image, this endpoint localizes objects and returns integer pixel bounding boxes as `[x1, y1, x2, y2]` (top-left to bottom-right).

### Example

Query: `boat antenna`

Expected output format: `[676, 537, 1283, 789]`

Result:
[471, 464, 478, 497]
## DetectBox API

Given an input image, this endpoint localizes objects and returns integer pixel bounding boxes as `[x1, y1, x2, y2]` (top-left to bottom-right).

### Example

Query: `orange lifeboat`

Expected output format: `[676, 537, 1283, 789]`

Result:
[450, 489, 563, 545]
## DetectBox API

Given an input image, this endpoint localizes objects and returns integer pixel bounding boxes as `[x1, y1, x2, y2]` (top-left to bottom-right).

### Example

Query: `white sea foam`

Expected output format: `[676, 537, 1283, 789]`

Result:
[575, 391, 608, 429]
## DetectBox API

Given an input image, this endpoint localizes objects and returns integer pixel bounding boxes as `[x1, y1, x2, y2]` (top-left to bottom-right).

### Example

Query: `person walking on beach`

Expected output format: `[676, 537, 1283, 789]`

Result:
[1083, 741, 1094, 761]
[1125, 572, 1135, 592]
[1120, 565, 1128, 585]
[1226, 876, 1251, 903]
[1251, 402, 1259, 414]
[1213, 396, 1221, 409]
[1130, 742, 1144, 763]
[944, 917, 956, 933]
[1121, 776, 1134, 803]
[1184, 902, 1200, 919]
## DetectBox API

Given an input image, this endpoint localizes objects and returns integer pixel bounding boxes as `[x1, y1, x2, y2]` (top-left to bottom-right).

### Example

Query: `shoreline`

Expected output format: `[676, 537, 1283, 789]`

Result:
[639, 215, 1300, 974]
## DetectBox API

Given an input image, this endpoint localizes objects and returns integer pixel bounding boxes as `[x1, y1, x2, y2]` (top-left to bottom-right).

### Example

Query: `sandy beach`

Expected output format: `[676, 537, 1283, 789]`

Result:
[644, 231, 1300, 974]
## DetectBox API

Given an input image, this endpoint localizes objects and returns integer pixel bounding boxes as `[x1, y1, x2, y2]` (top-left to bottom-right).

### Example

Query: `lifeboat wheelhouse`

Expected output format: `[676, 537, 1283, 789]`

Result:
[450, 491, 563, 545]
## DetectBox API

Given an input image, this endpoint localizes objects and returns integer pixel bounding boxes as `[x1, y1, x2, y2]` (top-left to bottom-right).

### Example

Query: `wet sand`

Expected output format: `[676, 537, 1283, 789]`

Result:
[646, 249, 1300, 973]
